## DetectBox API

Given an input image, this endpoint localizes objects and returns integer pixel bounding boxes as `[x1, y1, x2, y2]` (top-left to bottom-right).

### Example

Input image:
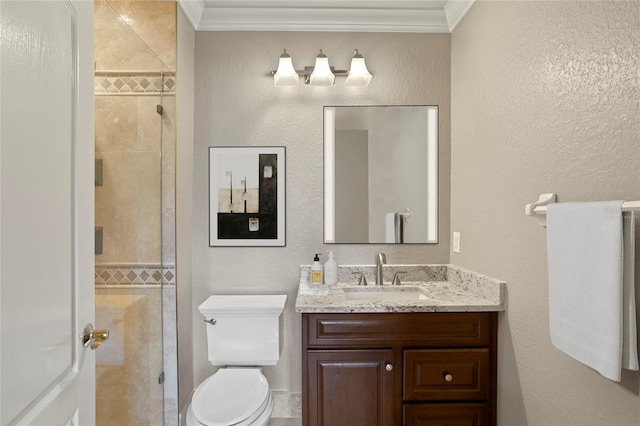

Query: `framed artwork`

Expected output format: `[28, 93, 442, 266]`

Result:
[209, 146, 286, 246]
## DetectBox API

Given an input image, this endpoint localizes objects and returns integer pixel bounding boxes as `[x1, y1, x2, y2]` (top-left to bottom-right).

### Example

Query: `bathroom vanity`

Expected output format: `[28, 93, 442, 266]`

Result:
[295, 264, 505, 426]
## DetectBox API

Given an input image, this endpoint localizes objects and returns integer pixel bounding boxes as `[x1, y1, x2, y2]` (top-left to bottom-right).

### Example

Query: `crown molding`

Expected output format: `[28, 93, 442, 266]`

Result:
[198, 7, 451, 33]
[178, 0, 474, 33]
[178, 0, 204, 30]
[444, 0, 475, 31]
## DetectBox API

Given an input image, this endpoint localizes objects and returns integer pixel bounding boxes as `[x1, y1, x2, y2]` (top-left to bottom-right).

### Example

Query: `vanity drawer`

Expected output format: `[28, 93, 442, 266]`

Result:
[404, 349, 489, 401]
[403, 403, 489, 426]
[304, 313, 491, 348]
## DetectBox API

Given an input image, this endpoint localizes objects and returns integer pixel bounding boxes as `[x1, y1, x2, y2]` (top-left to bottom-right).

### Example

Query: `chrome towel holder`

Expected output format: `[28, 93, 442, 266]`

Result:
[525, 193, 640, 227]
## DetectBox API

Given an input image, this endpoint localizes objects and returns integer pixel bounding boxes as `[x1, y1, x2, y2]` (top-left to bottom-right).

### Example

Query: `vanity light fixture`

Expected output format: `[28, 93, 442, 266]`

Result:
[271, 49, 373, 87]
[273, 49, 298, 87]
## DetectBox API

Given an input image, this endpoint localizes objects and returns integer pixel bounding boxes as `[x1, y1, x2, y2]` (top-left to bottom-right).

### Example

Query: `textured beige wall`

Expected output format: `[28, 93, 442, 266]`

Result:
[193, 32, 451, 391]
[451, 1, 640, 425]
[176, 6, 195, 413]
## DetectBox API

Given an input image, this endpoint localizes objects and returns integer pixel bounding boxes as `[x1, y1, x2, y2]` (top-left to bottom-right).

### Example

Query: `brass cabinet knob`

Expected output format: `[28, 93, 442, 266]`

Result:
[385, 363, 393, 372]
[444, 372, 453, 382]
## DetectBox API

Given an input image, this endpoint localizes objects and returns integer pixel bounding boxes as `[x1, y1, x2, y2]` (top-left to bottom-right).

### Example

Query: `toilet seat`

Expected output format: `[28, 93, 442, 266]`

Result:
[191, 368, 270, 426]
[231, 390, 273, 426]
[186, 392, 273, 426]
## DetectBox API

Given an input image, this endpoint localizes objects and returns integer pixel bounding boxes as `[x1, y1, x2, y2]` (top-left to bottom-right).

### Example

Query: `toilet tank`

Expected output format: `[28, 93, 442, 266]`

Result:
[198, 294, 287, 366]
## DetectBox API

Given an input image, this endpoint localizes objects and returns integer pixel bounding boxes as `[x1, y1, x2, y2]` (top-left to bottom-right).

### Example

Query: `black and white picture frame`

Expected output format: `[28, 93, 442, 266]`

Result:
[209, 146, 286, 246]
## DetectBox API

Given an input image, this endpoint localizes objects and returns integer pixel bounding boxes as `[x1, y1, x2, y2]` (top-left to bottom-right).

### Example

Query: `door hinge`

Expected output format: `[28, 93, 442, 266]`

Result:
[158, 371, 165, 385]
[156, 104, 164, 116]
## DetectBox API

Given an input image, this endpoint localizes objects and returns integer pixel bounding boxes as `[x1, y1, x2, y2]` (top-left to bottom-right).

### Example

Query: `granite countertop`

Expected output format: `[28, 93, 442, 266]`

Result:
[294, 264, 505, 313]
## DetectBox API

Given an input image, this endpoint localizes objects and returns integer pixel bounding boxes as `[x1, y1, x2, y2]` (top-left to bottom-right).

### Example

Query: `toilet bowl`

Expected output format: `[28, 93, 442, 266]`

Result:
[186, 368, 273, 426]
[189, 294, 287, 426]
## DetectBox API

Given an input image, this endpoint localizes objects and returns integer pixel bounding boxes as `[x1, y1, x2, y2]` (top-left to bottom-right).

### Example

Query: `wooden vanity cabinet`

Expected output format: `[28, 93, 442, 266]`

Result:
[302, 312, 498, 426]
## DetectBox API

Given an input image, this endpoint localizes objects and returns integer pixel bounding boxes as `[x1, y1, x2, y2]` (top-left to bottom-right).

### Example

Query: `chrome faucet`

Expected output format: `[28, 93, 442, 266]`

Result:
[375, 252, 387, 285]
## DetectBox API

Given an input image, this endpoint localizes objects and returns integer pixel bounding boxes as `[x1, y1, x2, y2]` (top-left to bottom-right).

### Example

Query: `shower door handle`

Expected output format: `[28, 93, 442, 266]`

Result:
[82, 323, 110, 350]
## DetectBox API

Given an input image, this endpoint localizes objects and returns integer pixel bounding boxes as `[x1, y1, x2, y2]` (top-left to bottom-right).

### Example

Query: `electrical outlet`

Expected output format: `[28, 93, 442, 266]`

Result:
[453, 232, 461, 253]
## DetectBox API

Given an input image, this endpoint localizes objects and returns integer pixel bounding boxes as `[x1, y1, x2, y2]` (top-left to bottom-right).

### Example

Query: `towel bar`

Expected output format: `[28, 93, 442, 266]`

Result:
[525, 193, 640, 226]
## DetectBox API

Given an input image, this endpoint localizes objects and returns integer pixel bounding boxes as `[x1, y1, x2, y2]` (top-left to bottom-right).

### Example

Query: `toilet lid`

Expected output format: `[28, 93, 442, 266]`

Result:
[192, 368, 269, 426]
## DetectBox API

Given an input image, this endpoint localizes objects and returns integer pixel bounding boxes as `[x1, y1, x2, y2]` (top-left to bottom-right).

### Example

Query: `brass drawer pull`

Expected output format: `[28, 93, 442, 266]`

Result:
[443, 372, 453, 382]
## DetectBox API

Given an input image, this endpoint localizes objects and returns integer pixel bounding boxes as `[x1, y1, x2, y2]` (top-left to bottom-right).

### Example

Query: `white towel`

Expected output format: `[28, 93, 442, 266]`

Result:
[547, 201, 625, 381]
[622, 211, 639, 371]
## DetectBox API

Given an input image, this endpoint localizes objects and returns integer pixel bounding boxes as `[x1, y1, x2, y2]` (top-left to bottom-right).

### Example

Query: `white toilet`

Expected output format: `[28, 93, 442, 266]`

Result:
[186, 294, 287, 426]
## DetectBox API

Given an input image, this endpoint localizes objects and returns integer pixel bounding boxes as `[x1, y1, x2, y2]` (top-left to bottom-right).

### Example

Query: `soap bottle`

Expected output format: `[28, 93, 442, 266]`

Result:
[324, 250, 338, 286]
[311, 253, 323, 285]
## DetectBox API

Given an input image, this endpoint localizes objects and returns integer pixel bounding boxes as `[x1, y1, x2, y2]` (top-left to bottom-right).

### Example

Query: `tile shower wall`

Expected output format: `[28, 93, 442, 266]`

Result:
[97, 0, 176, 71]
[94, 94, 164, 263]
[95, 288, 164, 426]
[94, 84, 176, 425]
[95, 1, 178, 424]
[93, 89, 175, 281]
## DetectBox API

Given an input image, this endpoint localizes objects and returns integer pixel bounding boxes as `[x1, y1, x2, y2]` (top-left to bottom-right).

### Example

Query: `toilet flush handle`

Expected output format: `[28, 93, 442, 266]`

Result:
[205, 318, 217, 325]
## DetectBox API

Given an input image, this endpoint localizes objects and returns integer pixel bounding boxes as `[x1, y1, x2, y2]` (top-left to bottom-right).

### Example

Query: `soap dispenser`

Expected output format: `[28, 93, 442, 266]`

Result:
[311, 253, 323, 285]
[324, 250, 338, 286]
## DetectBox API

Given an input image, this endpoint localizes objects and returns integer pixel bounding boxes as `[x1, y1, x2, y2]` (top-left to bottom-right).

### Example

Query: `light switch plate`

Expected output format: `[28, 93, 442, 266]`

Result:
[453, 232, 461, 253]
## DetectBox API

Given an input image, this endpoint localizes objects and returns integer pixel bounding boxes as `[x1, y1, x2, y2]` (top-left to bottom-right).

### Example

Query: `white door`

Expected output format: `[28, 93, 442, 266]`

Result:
[1, 0, 96, 424]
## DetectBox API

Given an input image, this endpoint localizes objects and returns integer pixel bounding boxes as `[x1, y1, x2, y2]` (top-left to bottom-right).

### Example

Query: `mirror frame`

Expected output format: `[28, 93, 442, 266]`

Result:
[323, 105, 439, 244]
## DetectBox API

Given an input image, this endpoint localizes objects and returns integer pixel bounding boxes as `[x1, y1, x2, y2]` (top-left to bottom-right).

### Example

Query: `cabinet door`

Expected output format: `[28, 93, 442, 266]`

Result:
[403, 403, 489, 426]
[306, 350, 395, 426]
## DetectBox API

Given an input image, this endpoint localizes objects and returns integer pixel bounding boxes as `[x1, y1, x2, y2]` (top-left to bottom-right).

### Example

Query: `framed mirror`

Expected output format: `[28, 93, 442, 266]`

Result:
[324, 105, 438, 244]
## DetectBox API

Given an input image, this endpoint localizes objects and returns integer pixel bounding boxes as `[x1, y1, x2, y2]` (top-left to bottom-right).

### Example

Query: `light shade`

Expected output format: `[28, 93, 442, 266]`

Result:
[309, 50, 335, 86]
[345, 49, 372, 86]
[273, 49, 298, 87]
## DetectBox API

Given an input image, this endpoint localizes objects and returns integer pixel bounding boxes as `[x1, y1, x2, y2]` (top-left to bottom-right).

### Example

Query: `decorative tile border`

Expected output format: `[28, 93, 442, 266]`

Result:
[94, 72, 175, 94]
[95, 263, 176, 285]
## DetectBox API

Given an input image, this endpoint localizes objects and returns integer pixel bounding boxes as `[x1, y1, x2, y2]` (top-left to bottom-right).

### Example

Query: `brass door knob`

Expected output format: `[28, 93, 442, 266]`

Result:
[82, 324, 110, 350]
[444, 373, 453, 382]
[385, 363, 393, 372]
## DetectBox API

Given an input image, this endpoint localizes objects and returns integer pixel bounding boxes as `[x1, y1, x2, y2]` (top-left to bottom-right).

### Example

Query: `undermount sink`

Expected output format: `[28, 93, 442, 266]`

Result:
[343, 286, 429, 301]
